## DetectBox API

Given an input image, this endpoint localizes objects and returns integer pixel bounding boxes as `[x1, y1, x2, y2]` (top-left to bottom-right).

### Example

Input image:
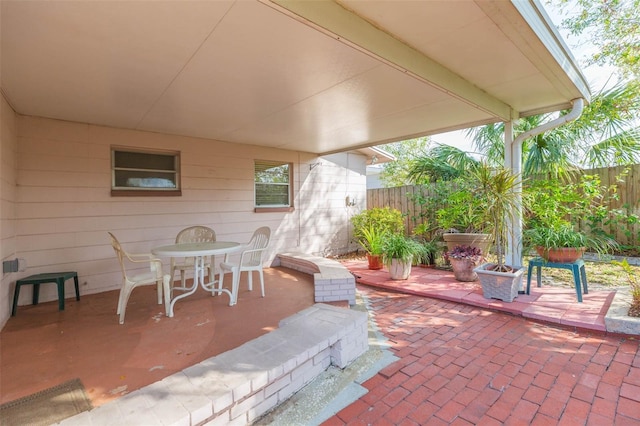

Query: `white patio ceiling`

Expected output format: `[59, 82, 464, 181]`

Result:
[1, 0, 590, 156]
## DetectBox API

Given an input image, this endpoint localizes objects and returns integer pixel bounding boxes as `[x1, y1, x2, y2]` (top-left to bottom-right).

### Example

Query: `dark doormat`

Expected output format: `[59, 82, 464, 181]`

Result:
[0, 378, 92, 426]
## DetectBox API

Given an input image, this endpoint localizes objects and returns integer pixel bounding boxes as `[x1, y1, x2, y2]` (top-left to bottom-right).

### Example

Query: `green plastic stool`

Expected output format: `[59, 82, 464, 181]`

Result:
[526, 258, 587, 302]
[12, 271, 80, 315]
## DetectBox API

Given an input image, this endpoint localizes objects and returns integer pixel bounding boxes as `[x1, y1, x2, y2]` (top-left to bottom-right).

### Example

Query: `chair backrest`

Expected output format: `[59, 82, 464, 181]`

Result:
[108, 232, 128, 280]
[175, 226, 216, 244]
[243, 226, 271, 266]
[109, 232, 160, 280]
[172, 226, 216, 269]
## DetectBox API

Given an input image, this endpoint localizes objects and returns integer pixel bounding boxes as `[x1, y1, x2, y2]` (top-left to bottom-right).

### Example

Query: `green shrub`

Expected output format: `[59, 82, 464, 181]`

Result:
[350, 207, 404, 244]
[435, 178, 490, 233]
[611, 258, 640, 317]
[523, 170, 639, 255]
[407, 181, 451, 241]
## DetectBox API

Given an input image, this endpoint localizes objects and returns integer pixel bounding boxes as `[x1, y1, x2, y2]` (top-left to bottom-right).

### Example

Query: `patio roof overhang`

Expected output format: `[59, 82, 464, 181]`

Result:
[1, 0, 590, 156]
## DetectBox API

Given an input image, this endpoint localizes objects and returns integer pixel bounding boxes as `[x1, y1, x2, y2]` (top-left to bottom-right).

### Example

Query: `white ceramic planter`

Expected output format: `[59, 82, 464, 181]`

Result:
[474, 263, 524, 302]
[388, 258, 412, 280]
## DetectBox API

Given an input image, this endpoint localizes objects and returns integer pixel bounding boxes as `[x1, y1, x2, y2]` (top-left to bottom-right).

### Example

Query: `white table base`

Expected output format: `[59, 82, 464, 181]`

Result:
[166, 256, 235, 317]
[152, 241, 241, 317]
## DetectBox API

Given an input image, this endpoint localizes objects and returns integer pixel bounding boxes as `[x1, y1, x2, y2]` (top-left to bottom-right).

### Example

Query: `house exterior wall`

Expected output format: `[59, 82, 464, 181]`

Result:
[1, 115, 365, 327]
[366, 165, 385, 189]
[1, 94, 19, 327]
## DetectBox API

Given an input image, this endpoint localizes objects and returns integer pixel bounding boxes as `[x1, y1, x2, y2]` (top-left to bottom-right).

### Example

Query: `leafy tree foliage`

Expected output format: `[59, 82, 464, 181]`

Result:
[377, 137, 431, 187]
[568, 81, 640, 166]
[553, 0, 640, 79]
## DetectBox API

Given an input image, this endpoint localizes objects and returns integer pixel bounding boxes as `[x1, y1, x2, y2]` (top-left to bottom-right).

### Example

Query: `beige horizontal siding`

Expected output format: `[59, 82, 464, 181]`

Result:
[1, 114, 366, 316]
[0, 96, 19, 326]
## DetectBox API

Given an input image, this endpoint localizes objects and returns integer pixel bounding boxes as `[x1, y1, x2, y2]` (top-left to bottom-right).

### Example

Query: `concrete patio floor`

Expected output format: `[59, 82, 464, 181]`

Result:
[0, 267, 323, 409]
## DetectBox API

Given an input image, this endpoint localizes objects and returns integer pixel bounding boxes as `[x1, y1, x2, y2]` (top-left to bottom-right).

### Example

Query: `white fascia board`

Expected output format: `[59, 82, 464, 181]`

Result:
[266, 0, 513, 122]
[515, 0, 591, 101]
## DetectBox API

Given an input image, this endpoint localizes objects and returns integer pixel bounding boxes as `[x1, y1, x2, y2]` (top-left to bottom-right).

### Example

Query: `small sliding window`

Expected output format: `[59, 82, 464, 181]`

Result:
[111, 147, 181, 196]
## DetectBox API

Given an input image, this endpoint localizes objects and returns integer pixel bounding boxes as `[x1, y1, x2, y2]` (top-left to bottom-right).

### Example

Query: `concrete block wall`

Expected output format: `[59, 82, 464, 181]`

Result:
[314, 273, 356, 305]
[58, 303, 368, 426]
[275, 252, 357, 305]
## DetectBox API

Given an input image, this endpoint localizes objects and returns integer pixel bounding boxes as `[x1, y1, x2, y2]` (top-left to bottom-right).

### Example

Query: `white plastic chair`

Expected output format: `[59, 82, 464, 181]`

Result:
[108, 232, 169, 324]
[170, 226, 216, 289]
[219, 226, 271, 305]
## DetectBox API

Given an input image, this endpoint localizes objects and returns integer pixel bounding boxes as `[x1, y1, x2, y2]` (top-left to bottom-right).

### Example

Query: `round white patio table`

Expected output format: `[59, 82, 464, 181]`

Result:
[152, 241, 242, 317]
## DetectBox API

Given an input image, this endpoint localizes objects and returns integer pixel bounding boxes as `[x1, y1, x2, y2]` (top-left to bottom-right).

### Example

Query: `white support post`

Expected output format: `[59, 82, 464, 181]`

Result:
[504, 121, 522, 268]
[507, 98, 585, 270]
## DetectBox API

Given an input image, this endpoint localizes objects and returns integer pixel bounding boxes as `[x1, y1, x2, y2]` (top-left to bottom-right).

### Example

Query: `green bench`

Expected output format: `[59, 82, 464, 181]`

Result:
[526, 258, 588, 302]
[12, 271, 80, 316]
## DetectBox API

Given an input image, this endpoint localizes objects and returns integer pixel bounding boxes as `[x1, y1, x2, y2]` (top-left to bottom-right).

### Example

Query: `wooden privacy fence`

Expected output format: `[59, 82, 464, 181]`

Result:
[367, 185, 432, 237]
[367, 164, 640, 249]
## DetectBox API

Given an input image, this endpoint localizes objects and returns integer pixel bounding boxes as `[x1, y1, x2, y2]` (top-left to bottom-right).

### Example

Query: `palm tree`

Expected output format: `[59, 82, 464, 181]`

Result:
[406, 80, 639, 183]
[470, 115, 578, 178]
[406, 143, 479, 184]
[467, 80, 640, 178]
[566, 81, 640, 167]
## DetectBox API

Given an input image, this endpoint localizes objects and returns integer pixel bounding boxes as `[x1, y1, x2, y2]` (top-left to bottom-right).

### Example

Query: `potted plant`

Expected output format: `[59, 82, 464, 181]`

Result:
[447, 245, 483, 281]
[416, 239, 441, 267]
[436, 177, 492, 253]
[412, 223, 440, 267]
[468, 164, 525, 301]
[351, 207, 405, 269]
[358, 225, 387, 270]
[381, 233, 423, 280]
[523, 222, 617, 263]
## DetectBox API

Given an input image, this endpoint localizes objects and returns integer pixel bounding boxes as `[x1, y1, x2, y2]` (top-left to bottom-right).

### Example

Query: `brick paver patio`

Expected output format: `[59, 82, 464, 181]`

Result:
[324, 286, 640, 425]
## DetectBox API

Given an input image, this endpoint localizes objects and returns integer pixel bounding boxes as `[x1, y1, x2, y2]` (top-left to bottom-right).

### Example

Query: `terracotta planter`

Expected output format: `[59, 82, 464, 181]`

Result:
[449, 257, 478, 282]
[443, 233, 491, 254]
[388, 258, 412, 280]
[367, 253, 383, 270]
[536, 246, 586, 263]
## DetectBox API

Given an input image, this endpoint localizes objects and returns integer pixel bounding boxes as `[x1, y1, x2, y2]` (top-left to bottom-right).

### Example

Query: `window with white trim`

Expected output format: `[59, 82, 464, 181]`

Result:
[111, 147, 181, 196]
[254, 160, 292, 211]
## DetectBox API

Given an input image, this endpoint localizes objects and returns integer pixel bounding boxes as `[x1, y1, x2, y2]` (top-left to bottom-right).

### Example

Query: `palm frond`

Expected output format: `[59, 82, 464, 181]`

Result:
[585, 127, 640, 167]
[406, 144, 478, 183]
